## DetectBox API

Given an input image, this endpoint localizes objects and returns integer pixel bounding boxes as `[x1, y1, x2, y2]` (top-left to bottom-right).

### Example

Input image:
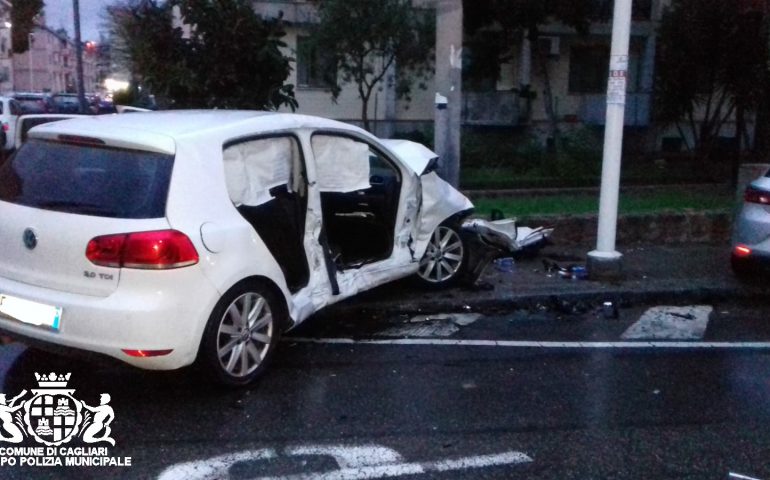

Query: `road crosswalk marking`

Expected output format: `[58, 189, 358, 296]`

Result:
[622, 305, 712, 340]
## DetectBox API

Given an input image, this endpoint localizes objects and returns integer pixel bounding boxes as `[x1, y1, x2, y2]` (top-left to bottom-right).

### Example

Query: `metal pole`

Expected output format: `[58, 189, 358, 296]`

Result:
[28, 33, 33, 91]
[73, 0, 88, 113]
[434, 0, 463, 187]
[587, 0, 633, 279]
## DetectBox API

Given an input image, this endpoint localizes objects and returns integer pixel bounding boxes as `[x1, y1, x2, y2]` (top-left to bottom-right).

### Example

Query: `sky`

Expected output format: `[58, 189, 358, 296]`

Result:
[44, 0, 112, 43]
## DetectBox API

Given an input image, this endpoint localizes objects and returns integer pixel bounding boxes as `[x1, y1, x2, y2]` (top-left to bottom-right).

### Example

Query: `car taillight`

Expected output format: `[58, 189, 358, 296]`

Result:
[86, 230, 199, 269]
[744, 186, 770, 205]
[734, 245, 752, 258]
[2, 122, 8, 132]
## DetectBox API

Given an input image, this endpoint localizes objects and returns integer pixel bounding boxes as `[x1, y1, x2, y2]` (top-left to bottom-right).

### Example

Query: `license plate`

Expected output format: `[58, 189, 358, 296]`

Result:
[0, 293, 61, 330]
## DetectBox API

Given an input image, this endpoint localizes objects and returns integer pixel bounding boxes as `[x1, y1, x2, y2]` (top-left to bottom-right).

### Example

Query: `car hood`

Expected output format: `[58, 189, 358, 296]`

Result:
[380, 139, 438, 176]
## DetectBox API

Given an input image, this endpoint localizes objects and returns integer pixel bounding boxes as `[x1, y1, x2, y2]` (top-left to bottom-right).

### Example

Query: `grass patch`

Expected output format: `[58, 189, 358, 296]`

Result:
[471, 190, 734, 218]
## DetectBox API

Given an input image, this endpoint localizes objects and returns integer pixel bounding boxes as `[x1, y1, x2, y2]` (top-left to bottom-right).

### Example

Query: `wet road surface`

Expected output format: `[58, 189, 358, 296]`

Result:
[1, 300, 770, 479]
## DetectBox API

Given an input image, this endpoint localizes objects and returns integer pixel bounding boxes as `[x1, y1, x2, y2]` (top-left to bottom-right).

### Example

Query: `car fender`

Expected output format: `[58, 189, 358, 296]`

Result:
[414, 171, 474, 257]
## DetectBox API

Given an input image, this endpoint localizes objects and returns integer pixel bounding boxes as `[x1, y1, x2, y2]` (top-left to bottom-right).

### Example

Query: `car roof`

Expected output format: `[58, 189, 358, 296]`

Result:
[28, 110, 373, 154]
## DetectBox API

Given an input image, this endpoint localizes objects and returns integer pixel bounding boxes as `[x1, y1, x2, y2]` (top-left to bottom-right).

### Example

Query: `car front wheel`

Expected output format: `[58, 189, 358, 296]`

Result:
[416, 223, 467, 287]
[200, 280, 283, 386]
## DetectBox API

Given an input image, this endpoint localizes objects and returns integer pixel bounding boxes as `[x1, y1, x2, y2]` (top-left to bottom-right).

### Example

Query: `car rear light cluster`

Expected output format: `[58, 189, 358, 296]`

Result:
[86, 230, 198, 269]
[744, 186, 770, 205]
[734, 245, 752, 258]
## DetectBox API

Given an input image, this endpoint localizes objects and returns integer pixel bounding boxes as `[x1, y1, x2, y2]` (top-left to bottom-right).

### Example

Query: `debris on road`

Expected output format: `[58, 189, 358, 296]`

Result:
[376, 313, 483, 338]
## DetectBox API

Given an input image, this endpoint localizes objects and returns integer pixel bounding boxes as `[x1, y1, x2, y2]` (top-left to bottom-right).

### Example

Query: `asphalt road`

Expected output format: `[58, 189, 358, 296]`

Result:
[1, 300, 770, 479]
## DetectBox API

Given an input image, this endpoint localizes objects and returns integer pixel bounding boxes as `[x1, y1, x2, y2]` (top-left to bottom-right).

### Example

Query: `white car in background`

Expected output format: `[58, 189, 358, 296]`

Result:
[0, 96, 23, 151]
[0, 111, 475, 385]
[732, 169, 770, 277]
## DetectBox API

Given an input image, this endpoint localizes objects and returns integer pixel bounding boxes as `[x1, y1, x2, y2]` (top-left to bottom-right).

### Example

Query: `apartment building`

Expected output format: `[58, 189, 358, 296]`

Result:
[0, 0, 12, 93]
[251, 0, 668, 147]
[12, 24, 99, 94]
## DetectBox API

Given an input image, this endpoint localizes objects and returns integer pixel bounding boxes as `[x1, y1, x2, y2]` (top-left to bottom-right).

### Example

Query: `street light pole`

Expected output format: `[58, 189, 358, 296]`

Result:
[587, 0, 633, 279]
[73, 0, 88, 113]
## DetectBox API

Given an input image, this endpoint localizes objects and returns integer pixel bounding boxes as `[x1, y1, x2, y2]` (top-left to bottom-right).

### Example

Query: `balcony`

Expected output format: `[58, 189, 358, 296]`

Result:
[577, 93, 651, 127]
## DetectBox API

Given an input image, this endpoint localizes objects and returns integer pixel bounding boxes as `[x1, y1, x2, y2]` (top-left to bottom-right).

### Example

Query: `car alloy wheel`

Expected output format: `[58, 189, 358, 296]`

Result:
[201, 281, 283, 386]
[418, 225, 465, 285]
[217, 292, 274, 378]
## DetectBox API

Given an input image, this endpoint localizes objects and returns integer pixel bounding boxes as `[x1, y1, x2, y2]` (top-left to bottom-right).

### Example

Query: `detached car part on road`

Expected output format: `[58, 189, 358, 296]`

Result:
[0, 111, 547, 386]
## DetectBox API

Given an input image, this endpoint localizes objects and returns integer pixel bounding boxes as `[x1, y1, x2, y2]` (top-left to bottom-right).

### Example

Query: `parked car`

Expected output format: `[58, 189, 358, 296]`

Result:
[0, 111, 477, 386]
[732, 169, 770, 278]
[11, 92, 54, 114]
[0, 96, 23, 151]
[51, 93, 81, 113]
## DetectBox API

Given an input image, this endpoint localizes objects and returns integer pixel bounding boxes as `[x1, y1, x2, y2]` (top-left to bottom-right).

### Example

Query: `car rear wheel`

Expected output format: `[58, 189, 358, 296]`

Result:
[416, 223, 467, 287]
[200, 281, 283, 386]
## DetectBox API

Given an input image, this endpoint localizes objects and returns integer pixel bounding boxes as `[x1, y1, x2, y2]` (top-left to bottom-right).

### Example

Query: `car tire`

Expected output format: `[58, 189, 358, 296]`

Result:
[415, 222, 468, 288]
[199, 280, 284, 386]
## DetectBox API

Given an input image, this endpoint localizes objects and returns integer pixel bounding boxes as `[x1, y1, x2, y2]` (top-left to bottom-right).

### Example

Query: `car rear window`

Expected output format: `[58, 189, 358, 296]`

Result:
[0, 139, 174, 218]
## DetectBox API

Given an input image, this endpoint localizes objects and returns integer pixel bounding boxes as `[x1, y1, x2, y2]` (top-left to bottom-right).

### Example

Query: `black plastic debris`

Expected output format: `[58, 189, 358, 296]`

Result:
[543, 259, 588, 279]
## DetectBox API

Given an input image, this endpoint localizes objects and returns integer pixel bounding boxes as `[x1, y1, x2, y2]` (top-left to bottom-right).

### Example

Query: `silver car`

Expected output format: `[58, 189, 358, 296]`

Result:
[733, 170, 770, 277]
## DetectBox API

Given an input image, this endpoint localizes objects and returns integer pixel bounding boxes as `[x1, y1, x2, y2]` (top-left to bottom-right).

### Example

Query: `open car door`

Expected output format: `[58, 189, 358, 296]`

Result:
[310, 133, 421, 299]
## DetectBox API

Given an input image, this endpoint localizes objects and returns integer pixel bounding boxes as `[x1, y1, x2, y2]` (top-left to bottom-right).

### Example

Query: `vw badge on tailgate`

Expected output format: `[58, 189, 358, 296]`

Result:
[23, 228, 38, 250]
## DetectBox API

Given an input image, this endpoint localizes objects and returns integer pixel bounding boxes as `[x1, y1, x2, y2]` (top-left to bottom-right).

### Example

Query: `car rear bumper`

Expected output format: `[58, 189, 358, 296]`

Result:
[732, 248, 770, 275]
[0, 267, 221, 370]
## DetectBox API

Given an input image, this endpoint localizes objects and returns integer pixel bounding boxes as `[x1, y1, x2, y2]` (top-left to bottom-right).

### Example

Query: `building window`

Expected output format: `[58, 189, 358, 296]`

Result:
[590, 0, 652, 21]
[568, 45, 610, 94]
[569, 43, 642, 95]
[296, 36, 336, 89]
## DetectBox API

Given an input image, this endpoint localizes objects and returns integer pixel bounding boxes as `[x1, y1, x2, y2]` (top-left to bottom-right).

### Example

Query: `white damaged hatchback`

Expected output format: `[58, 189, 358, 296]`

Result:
[0, 111, 476, 385]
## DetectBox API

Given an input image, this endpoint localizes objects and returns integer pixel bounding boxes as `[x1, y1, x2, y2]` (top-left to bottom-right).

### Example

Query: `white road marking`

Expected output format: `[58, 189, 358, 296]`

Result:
[728, 473, 762, 480]
[158, 449, 277, 480]
[158, 445, 531, 480]
[287, 337, 770, 349]
[284, 445, 404, 469]
[622, 305, 713, 340]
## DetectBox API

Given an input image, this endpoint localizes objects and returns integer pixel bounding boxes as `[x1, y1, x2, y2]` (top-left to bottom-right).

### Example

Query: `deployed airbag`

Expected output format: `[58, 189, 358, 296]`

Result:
[312, 136, 371, 193]
[223, 137, 293, 206]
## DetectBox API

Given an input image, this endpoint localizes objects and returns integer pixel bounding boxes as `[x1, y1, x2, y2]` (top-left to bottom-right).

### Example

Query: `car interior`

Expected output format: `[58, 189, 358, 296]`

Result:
[223, 136, 310, 293]
[312, 134, 402, 269]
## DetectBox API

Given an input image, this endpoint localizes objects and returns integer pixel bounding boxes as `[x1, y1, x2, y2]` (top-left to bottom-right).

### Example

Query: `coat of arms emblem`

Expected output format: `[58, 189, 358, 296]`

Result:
[0, 372, 115, 446]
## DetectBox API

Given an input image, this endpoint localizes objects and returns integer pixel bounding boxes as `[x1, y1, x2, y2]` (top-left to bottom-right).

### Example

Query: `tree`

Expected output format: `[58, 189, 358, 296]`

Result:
[465, 0, 594, 149]
[655, 0, 769, 176]
[11, 0, 45, 53]
[308, 0, 434, 132]
[107, 0, 296, 110]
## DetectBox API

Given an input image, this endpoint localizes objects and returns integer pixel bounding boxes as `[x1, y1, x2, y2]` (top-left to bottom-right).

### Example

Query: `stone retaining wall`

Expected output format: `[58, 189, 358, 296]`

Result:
[519, 211, 732, 246]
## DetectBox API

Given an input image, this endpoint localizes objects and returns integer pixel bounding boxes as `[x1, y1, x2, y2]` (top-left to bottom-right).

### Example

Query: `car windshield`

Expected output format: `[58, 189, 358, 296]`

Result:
[16, 98, 46, 113]
[55, 96, 79, 105]
[0, 139, 174, 218]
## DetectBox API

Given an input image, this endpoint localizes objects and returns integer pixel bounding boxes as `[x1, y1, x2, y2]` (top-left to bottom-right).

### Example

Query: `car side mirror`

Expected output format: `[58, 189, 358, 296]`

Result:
[423, 157, 439, 175]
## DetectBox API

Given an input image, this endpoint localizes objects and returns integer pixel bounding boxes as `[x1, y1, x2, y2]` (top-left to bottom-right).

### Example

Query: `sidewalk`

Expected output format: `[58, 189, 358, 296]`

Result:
[332, 242, 770, 316]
